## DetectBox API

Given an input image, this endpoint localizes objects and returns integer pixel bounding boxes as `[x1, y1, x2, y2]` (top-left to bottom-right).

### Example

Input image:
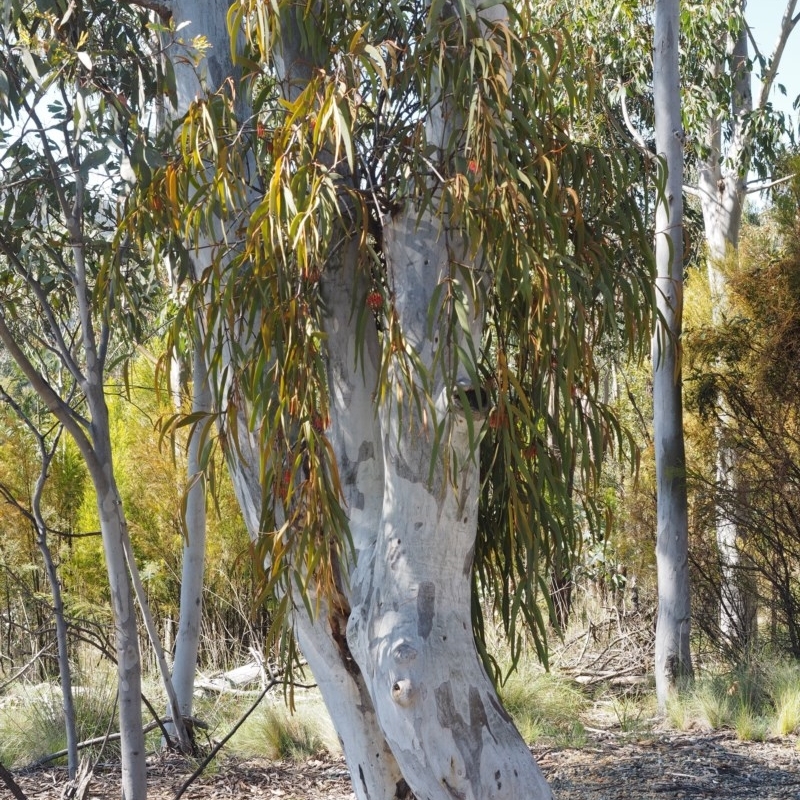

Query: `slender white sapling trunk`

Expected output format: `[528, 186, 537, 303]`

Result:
[652, 0, 693, 710]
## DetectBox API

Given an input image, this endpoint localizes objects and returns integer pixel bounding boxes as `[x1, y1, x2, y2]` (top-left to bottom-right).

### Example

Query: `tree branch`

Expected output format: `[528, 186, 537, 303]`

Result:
[619, 86, 657, 163]
[745, 22, 765, 66]
[744, 172, 797, 194]
[755, 0, 799, 113]
[0, 237, 87, 385]
[0, 760, 28, 800]
[0, 310, 96, 463]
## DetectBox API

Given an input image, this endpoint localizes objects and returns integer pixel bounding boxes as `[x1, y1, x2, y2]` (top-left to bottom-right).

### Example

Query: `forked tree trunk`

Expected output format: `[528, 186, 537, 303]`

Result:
[0, 210, 149, 800]
[652, 0, 693, 710]
[170, 2, 552, 797]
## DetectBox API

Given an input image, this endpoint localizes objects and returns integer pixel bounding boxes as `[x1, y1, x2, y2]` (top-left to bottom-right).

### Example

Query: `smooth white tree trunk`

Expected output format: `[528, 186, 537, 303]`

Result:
[652, 0, 693, 710]
[163, 1, 234, 745]
[85, 420, 148, 800]
[170, 347, 211, 745]
[345, 208, 552, 800]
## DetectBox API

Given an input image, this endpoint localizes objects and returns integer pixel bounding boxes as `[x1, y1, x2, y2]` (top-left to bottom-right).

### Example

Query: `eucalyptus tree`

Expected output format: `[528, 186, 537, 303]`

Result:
[129, 1, 655, 797]
[0, 1, 191, 794]
[688, 0, 798, 655]
[652, 0, 692, 708]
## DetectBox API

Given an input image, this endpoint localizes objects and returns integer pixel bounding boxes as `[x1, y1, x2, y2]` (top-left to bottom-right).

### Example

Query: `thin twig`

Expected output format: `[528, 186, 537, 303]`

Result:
[173, 676, 279, 800]
[0, 645, 54, 693]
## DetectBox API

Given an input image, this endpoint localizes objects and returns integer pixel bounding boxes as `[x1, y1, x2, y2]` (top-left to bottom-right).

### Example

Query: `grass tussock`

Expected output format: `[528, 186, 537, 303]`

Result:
[665, 656, 800, 741]
[768, 662, 800, 736]
[499, 667, 589, 746]
[0, 670, 118, 767]
[229, 697, 341, 761]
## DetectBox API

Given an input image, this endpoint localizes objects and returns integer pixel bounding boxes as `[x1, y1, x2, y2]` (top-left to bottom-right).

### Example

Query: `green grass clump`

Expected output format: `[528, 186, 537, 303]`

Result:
[610, 692, 658, 734]
[693, 681, 734, 730]
[499, 669, 588, 746]
[768, 662, 800, 736]
[666, 691, 692, 731]
[230, 698, 340, 761]
[734, 704, 768, 742]
[664, 656, 800, 741]
[0, 673, 118, 767]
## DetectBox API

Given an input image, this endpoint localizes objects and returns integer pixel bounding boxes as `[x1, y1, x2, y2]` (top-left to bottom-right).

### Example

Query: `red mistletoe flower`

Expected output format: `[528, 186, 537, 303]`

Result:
[366, 291, 383, 311]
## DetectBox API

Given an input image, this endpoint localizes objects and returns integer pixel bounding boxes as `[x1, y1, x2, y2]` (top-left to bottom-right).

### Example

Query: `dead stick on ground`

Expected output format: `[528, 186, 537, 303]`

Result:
[35, 720, 164, 766]
[0, 759, 28, 800]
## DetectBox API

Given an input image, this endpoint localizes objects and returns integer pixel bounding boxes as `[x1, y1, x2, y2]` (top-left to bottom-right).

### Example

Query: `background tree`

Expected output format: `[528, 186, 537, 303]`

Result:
[652, 0, 693, 709]
[0, 383, 79, 777]
[553, 0, 800, 659]
[0, 1, 193, 792]
[686, 163, 800, 659]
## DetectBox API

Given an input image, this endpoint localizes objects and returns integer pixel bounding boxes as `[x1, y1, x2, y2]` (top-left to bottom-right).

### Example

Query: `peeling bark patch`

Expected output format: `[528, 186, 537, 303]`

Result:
[435, 681, 486, 794]
[394, 778, 413, 800]
[468, 686, 494, 742]
[417, 582, 436, 639]
[339, 442, 373, 510]
[388, 539, 403, 570]
[393, 448, 424, 485]
[358, 441, 375, 461]
[329, 611, 361, 678]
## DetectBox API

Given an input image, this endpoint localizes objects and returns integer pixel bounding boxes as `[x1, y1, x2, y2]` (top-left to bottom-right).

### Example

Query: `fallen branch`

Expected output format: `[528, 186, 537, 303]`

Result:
[571, 664, 646, 686]
[194, 680, 268, 696]
[33, 720, 164, 767]
[33, 714, 205, 767]
[0, 759, 28, 800]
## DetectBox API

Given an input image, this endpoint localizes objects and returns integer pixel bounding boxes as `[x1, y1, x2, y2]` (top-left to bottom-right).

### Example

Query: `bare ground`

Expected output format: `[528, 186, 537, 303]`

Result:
[10, 731, 800, 800]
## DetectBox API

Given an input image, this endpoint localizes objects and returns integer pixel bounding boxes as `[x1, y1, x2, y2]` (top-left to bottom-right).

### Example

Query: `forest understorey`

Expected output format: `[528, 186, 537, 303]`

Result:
[10, 730, 800, 800]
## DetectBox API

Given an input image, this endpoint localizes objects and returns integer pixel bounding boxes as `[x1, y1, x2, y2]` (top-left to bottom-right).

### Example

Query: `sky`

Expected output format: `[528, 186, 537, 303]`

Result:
[748, 0, 800, 133]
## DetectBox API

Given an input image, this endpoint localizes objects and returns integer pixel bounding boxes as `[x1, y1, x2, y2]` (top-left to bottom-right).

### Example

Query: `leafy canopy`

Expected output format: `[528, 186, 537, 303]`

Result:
[128, 0, 655, 670]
